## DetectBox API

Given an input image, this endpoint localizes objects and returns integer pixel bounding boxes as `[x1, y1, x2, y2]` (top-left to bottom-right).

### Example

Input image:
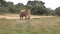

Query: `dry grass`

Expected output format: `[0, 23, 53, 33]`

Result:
[0, 16, 60, 34]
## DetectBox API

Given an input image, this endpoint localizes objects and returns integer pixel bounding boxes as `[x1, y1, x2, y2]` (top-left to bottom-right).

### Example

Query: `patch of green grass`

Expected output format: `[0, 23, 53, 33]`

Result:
[0, 17, 60, 34]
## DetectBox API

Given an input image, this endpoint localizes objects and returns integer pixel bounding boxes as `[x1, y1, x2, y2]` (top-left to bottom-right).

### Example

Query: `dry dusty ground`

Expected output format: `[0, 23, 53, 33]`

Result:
[0, 14, 55, 19]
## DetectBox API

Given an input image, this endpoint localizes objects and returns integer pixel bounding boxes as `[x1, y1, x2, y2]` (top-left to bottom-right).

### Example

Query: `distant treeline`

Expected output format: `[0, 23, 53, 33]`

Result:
[0, 0, 60, 16]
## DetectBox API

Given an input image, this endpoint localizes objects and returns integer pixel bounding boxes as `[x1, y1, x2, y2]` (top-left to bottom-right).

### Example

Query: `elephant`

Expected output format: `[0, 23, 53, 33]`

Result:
[20, 9, 31, 19]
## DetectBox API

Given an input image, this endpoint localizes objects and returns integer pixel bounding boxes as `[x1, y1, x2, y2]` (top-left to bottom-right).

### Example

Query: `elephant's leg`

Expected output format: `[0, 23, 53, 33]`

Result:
[20, 17, 22, 19]
[28, 16, 30, 19]
[25, 16, 27, 19]
[20, 16, 23, 20]
[20, 16, 21, 19]
[22, 17, 23, 19]
[28, 15, 30, 19]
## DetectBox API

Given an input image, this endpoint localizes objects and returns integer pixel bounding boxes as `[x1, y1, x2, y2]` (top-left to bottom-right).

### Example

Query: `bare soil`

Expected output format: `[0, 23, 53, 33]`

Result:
[0, 14, 55, 19]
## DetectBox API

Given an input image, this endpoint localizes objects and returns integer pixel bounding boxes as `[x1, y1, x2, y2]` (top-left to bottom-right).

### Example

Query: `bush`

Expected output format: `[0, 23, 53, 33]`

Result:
[31, 5, 47, 15]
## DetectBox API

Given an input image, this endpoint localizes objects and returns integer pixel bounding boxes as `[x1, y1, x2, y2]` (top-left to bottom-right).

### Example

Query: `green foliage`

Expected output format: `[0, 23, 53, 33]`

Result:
[27, 1, 45, 6]
[0, 0, 55, 15]
[27, 1, 52, 15]
[0, 1, 24, 14]
[55, 7, 60, 16]
[46, 8, 56, 15]
[0, 17, 60, 34]
[31, 5, 47, 15]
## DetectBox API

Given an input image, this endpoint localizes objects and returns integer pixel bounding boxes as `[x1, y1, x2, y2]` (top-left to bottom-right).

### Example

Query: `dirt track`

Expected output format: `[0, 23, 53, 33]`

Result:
[0, 14, 55, 19]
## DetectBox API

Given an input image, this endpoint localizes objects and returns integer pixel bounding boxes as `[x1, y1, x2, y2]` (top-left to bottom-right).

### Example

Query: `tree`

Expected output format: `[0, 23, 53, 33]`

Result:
[27, 1, 46, 15]
[16, 3, 25, 9]
[46, 8, 56, 15]
[16, 3, 24, 6]
[27, 1, 45, 7]
[0, 0, 6, 6]
[31, 5, 47, 15]
[7, 1, 13, 6]
[55, 7, 60, 16]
